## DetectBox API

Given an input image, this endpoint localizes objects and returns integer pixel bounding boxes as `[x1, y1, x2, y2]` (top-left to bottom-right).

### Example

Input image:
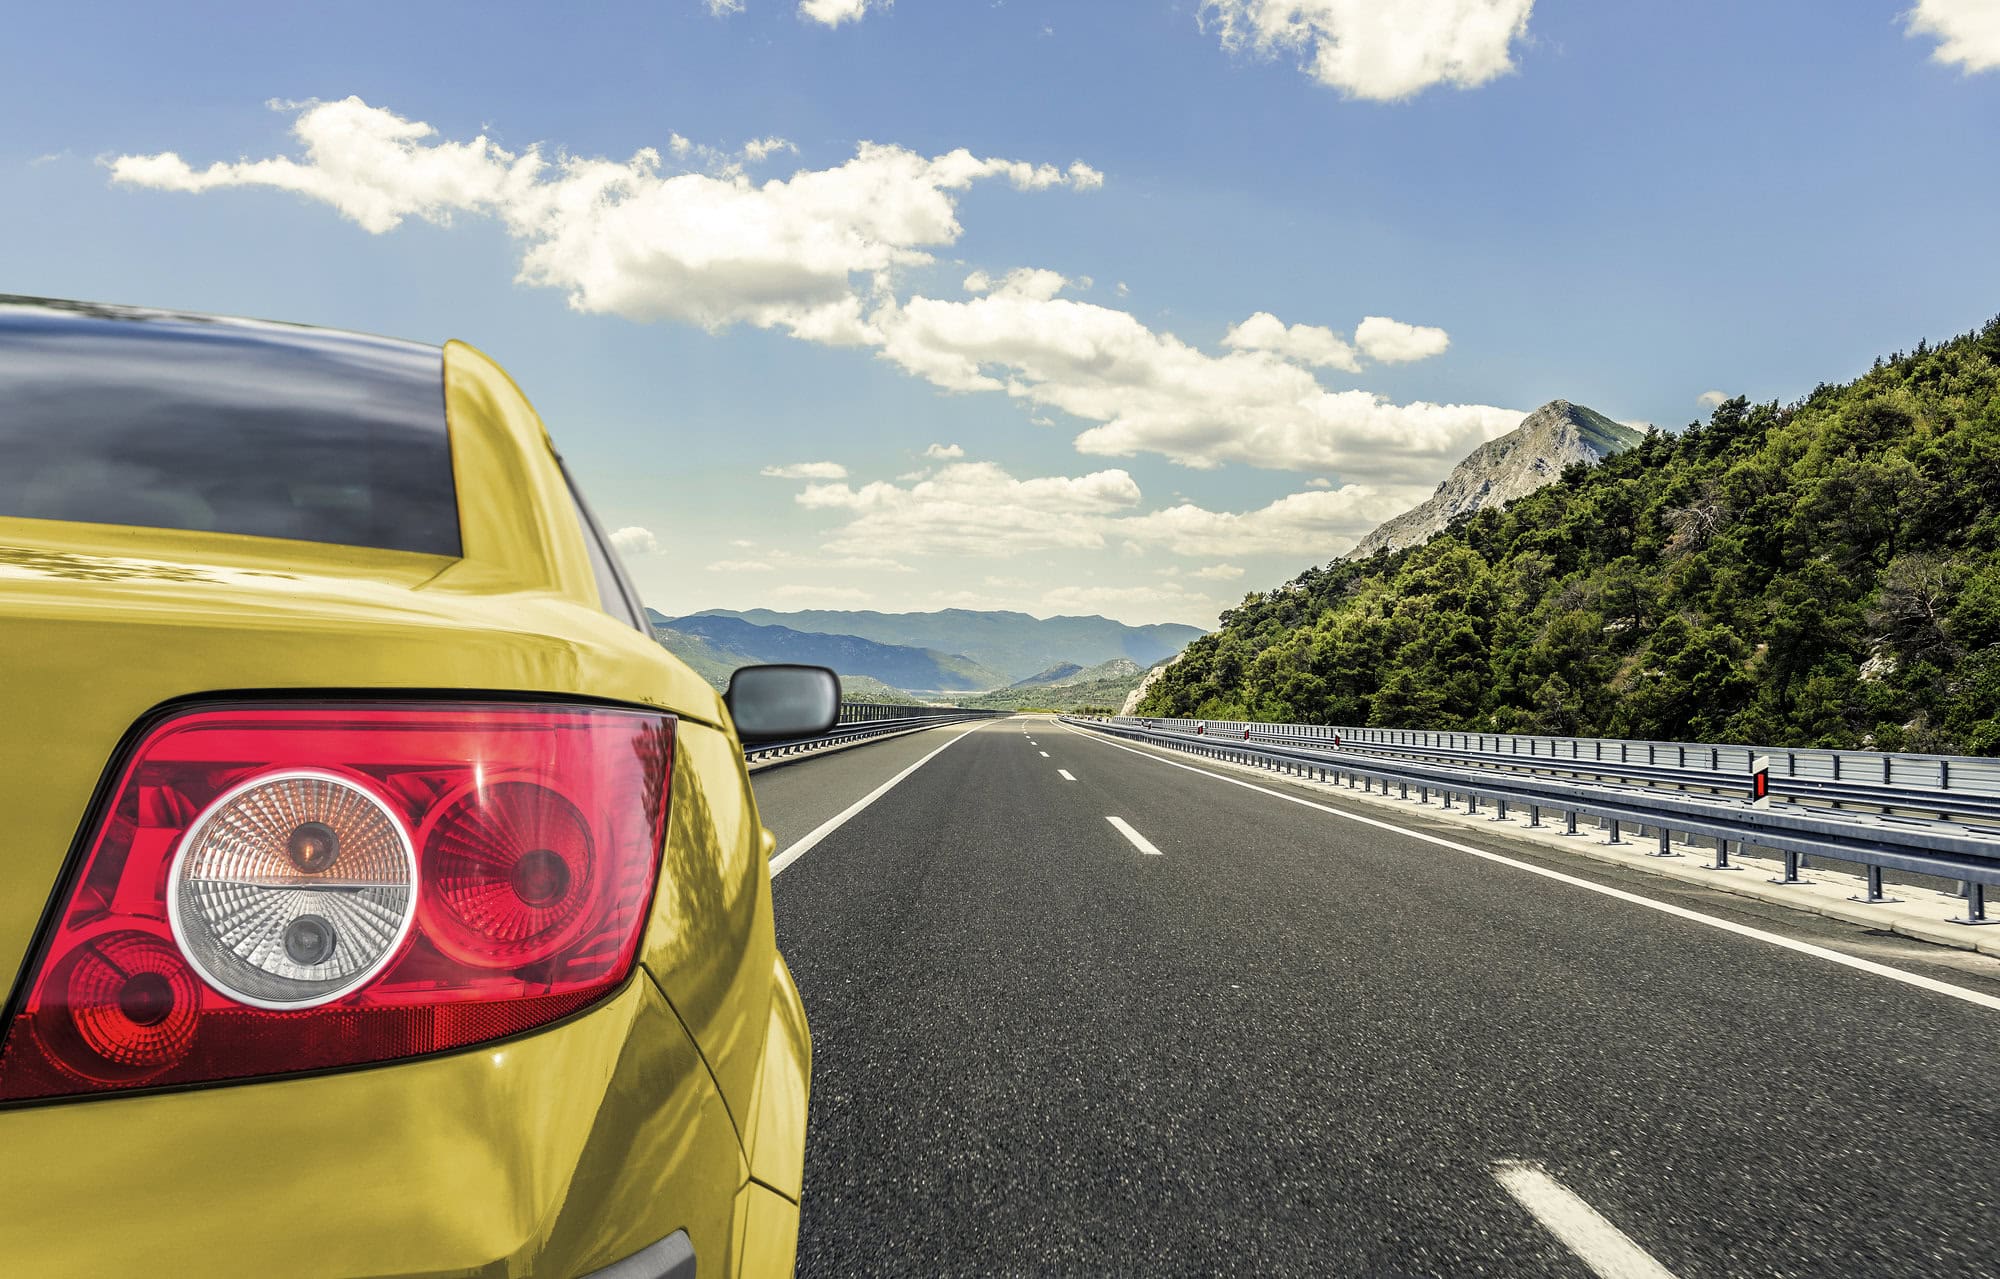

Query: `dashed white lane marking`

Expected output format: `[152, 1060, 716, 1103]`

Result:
[1064, 724, 2000, 1014]
[1106, 815, 1163, 856]
[1039, 750, 1050, 757]
[1492, 1162, 1676, 1279]
[771, 722, 989, 878]
[1059, 769, 1076, 781]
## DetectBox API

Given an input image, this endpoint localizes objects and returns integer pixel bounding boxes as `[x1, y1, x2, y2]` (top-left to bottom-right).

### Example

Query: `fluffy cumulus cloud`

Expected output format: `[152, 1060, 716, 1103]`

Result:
[1118, 485, 1419, 557]
[873, 290, 1517, 478]
[110, 97, 1100, 345]
[1200, 0, 1535, 100]
[1696, 389, 1728, 410]
[1907, 0, 2000, 73]
[1191, 563, 1247, 581]
[1222, 311, 1361, 372]
[798, 0, 883, 27]
[1042, 582, 1220, 618]
[609, 526, 661, 555]
[111, 98, 1513, 484]
[923, 442, 965, 459]
[760, 461, 849, 479]
[1353, 315, 1450, 363]
[795, 461, 1145, 555]
[772, 584, 872, 604]
[775, 456, 1424, 560]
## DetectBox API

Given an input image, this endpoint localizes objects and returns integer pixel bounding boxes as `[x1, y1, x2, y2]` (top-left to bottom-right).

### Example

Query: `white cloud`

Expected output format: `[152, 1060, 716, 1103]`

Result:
[1118, 484, 1419, 557]
[1200, 0, 1535, 100]
[1191, 563, 1247, 581]
[1041, 583, 1220, 620]
[610, 526, 661, 555]
[772, 584, 873, 604]
[964, 266, 1074, 300]
[112, 100, 1498, 485]
[741, 136, 798, 164]
[1305, 477, 1333, 488]
[1222, 311, 1360, 372]
[760, 461, 849, 479]
[706, 558, 775, 572]
[874, 289, 1517, 478]
[924, 442, 965, 459]
[705, 0, 744, 14]
[796, 460, 1144, 555]
[1907, 0, 2000, 73]
[1354, 314, 1450, 363]
[771, 456, 1423, 561]
[1696, 390, 1728, 410]
[110, 97, 1099, 345]
[798, 0, 883, 26]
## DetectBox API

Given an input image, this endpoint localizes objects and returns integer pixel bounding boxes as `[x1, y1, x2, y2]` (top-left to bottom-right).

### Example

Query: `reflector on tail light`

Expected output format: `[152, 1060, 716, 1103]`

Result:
[0, 702, 674, 1103]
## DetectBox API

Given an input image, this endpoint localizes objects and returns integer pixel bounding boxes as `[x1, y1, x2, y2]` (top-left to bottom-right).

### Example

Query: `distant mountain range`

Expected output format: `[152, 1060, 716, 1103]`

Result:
[1347, 400, 1645, 558]
[687, 608, 1204, 684]
[652, 612, 1005, 690]
[958, 657, 1150, 712]
[647, 607, 1204, 706]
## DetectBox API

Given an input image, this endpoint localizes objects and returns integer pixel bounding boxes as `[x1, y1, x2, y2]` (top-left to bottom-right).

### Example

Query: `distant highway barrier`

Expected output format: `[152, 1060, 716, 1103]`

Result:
[1063, 716, 2000, 925]
[1111, 717, 2000, 827]
[743, 702, 1004, 765]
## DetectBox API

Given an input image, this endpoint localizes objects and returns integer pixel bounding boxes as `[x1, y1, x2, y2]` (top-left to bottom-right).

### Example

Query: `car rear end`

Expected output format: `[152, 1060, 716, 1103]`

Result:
[0, 298, 807, 1277]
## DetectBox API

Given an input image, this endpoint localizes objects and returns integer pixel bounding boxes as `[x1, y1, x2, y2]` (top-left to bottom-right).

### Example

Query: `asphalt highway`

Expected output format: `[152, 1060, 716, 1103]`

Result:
[758, 716, 2000, 1277]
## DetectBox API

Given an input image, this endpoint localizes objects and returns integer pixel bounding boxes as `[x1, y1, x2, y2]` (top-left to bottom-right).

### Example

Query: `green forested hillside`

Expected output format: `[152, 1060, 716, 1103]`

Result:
[1141, 318, 2000, 754]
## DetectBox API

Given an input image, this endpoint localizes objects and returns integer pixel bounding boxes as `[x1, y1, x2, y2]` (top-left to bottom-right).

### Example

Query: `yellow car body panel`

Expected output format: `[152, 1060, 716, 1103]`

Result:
[0, 324, 808, 1276]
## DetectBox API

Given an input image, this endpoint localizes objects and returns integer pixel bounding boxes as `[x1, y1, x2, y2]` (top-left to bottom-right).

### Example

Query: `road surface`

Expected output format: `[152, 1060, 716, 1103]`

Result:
[756, 716, 2000, 1277]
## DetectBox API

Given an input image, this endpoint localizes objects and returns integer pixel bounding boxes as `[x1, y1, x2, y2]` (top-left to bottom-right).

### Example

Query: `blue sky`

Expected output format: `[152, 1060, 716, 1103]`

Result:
[5, 1, 1998, 626]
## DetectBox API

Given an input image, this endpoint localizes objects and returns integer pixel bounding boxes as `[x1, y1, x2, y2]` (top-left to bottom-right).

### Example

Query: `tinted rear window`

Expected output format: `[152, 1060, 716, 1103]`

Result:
[0, 297, 459, 556]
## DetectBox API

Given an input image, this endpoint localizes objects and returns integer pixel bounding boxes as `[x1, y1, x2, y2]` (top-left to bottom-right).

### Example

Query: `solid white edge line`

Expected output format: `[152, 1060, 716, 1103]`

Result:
[1059, 769, 1076, 781]
[1106, 815, 1163, 856]
[770, 721, 989, 878]
[1062, 723, 2000, 1014]
[1493, 1162, 1677, 1279]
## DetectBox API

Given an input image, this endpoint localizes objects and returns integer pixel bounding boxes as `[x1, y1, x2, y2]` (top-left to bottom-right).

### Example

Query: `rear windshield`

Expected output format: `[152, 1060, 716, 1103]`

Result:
[0, 297, 459, 556]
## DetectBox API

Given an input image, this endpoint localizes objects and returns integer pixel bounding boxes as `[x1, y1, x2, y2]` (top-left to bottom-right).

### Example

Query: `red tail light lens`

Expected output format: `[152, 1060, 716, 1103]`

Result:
[0, 703, 673, 1103]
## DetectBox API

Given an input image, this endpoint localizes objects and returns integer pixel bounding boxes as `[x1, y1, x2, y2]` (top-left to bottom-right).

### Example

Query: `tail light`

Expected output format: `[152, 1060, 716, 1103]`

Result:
[0, 702, 673, 1103]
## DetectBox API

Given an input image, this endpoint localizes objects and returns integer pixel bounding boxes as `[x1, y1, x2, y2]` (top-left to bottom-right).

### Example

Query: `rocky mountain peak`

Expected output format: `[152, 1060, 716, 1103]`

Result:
[1346, 400, 1644, 559]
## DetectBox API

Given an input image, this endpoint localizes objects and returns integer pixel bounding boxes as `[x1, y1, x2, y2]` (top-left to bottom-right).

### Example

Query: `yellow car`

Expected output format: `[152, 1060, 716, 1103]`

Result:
[0, 296, 827, 1278]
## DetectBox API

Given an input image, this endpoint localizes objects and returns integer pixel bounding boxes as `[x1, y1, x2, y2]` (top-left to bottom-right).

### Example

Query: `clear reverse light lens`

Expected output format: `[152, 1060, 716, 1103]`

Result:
[168, 771, 418, 1009]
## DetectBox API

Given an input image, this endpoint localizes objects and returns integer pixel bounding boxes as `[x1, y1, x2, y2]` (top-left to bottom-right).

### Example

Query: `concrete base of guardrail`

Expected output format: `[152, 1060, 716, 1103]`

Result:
[744, 719, 960, 774]
[1106, 728, 2000, 963]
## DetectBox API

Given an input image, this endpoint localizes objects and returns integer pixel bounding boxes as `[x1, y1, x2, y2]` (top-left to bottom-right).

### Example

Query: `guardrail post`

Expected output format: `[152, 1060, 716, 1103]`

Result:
[1399, 781, 1409, 801]
[1849, 865, 1900, 905]
[1646, 826, 1682, 858]
[1466, 792, 1480, 815]
[1418, 783, 1429, 804]
[1527, 804, 1541, 828]
[1492, 797, 1508, 822]
[1562, 809, 1579, 836]
[1949, 882, 2000, 926]
[1703, 837, 1740, 871]
[1442, 789, 1454, 810]
[1769, 850, 1813, 885]
[1605, 817, 1623, 845]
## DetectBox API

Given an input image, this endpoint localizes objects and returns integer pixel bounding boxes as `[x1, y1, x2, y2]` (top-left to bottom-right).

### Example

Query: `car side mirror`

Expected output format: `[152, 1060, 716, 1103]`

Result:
[724, 664, 841, 744]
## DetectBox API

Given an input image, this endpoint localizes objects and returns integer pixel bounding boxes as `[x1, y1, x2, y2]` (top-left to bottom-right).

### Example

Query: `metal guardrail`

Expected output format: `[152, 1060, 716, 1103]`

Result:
[1062, 716, 2000, 925]
[743, 703, 1003, 764]
[1112, 716, 2000, 827]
